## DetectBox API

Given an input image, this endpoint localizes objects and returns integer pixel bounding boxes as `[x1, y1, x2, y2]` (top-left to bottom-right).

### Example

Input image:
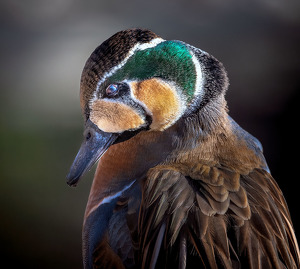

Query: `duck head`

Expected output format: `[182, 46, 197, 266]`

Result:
[67, 28, 228, 186]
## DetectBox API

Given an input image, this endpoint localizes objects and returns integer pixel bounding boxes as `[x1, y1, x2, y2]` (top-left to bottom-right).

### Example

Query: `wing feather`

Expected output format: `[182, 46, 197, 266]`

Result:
[136, 164, 299, 268]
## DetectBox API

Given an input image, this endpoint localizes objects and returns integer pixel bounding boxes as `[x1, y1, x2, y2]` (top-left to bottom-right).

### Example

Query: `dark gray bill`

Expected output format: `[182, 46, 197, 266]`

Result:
[66, 120, 119, 186]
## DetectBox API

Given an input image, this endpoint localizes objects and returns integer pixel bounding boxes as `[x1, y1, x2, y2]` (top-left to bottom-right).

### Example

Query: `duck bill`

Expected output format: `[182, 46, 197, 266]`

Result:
[66, 120, 119, 187]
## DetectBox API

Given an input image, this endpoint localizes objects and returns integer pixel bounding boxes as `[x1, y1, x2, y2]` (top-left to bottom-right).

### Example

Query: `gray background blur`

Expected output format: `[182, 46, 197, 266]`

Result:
[0, 0, 299, 268]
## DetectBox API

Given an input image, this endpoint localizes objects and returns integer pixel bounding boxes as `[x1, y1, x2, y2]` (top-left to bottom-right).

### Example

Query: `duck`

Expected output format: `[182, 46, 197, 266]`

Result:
[67, 28, 300, 269]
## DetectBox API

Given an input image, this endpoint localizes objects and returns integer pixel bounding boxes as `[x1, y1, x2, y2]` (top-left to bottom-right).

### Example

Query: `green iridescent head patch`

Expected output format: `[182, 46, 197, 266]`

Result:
[108, 41, 197, 101]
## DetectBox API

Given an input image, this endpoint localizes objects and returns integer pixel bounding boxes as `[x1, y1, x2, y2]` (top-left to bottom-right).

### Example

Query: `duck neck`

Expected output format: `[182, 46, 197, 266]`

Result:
[168, 95, 267, 174]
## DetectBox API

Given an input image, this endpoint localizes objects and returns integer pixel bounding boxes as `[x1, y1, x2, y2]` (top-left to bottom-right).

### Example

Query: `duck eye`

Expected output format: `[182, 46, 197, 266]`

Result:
[106, 84, 119, 97]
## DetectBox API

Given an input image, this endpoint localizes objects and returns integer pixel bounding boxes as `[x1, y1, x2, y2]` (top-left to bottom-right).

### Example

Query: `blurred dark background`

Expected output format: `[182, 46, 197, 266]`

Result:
[0, 0, 299, 268]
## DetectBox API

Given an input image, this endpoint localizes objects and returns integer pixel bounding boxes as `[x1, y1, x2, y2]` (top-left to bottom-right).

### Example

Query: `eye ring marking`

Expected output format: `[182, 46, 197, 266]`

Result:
[106, 84, 119, 97]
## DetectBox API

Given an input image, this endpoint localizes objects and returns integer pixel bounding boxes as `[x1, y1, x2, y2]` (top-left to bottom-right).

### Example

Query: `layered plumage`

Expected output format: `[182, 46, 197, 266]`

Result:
[67, 29, 300, 268]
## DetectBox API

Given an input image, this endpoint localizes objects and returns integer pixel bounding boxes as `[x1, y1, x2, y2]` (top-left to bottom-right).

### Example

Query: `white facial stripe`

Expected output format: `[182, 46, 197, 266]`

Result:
[95, 38, 165, 94]
[191, 51, 204, 98]
[137, 38, 164, 51]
